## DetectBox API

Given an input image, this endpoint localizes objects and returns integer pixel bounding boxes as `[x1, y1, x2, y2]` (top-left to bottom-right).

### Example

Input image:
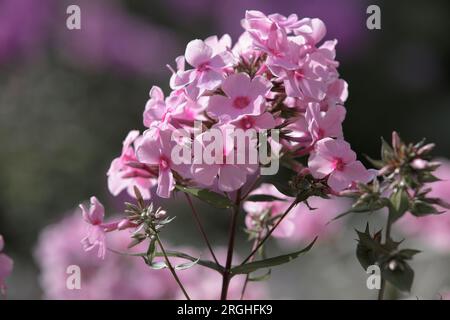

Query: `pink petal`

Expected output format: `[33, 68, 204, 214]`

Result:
[343, 161, 373, 184]
[327, 170, 351, 192]
[222, 73, 251, 98]
[308, 153, 334, 178]
[191, 164, 219, 186]
[218, 165, 247, 191]
[156, 169, 174, 198]
[185, 39, 212, 68]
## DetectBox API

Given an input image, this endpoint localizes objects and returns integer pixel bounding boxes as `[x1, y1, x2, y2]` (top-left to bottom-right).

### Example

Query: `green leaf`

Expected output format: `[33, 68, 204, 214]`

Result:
[381, 137, 394, 162]
[328, 201, 386, 224]
[365, 154, 384, 169]
[382, 261, 414, 292]
[109, 249, 224, 273]
[272, 181, 296, 197]
[410, 200, 441, 216]
[230, 237, 317, 275]
[175, 258, 200, 271]
[390, 188, 410, 221]
[149, 261, 167, 270]
[248, 269, 272, 282]
[397, 249, 421, 260]
[145, 238, 157, 265]
[245, 194, 286, 202]
[175, 185, 233, 209]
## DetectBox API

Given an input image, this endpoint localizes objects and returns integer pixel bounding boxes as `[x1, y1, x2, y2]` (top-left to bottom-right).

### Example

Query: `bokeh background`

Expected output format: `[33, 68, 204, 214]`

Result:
[1, 0, 450, 299]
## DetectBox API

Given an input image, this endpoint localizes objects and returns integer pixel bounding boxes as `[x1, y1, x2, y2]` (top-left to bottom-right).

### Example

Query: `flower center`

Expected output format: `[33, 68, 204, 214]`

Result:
[233, 96, 250, 109]
[294, 69, 305, 80]
[159, 156, 170, 171]
[332, 158, 345, 171]
[197, 62, 210, 72]
[239, 115, 255, 129]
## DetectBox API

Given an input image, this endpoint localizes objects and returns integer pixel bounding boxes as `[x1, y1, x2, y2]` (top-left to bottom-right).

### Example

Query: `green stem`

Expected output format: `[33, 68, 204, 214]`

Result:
[220, 189, 242, 300]
[378, 207, 394, 300]
[184, 193, 220, 266]
[240, 200, 297, 265]
[155, 235, 191, 300]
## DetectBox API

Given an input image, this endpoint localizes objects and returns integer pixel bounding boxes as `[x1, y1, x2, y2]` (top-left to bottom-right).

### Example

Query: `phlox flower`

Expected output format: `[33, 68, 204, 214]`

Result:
[107, 130, 156, 200]
[171, 38, 234, 91]
[80, 197, 133, 259]
[143, 86, 206, 129]
[0, 235, 13, 296]
[306, 103, 346, 142]
[136, 128, 189, 198]
[268, 41, 336, 100]
[208, 73, 271, 122]
[191, 124, 258, 192]
[308, 138, 373, 192]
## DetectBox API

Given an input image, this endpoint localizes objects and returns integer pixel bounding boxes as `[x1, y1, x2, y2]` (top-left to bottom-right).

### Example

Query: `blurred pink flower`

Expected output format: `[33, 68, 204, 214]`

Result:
[285, 196, 347, 244]
[57, 0, 180, 77]
[0, 235, 14, 296]
[35, 212, 177, 299]
[35, 211, 268, 299]
[244, 183, 296, 238]
[397, 159, 450, 252]
[309, 138, 373, 192]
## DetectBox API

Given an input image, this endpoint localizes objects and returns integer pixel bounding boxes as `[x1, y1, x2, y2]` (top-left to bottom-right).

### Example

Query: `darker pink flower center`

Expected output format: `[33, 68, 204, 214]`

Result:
[159, 156, 171, 171]
[295, 69, 305, 80]
[233, 96, 250, 109]
[197, 62, 210, 72]
[332, 157, 345, 171]
[239, 116, 255, 129]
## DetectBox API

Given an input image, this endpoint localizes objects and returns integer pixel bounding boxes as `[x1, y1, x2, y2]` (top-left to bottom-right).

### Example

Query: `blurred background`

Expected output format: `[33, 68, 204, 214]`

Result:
[1, 0, 450, 299]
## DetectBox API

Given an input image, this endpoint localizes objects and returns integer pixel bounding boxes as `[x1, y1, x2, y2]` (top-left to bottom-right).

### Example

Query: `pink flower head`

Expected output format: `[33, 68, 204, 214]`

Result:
[306, 103, 346, 142]
[174, 38, 234, 91]
[269, 41, 335, 100]
[244, 183, 296, 238]
[308, 138, 373, 192]
[191, 124, 257, 192]
[208, 73, 271, 122]
[107, 130, 156, 200]
[35, 212, 177, 300]
[0, 235, 13, 296]
[136, 127, 189, 198]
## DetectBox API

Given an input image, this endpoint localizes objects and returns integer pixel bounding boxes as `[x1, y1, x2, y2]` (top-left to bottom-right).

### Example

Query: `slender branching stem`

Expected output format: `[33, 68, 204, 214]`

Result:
[241, 200, 297, 265]
[155, 235, 191, 300]
[378, 206, 394, 300]
[184, 193, 220, 266]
